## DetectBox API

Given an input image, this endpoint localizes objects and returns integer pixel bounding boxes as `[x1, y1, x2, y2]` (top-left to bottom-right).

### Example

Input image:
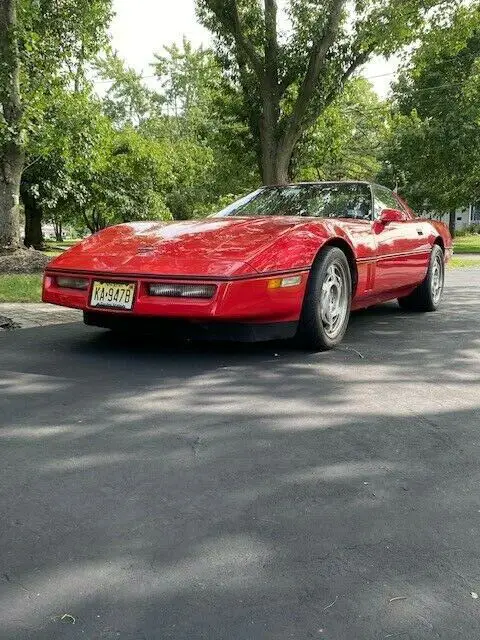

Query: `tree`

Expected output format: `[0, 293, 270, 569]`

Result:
[153, 39, 218, 126]
[293, 78, 389, 182]
[0, 0, 112, 251]
[196, 0, 461, 185]
[152, 39, 259, 211]
[77, 129, 174, 233]
[97, 53, 164, 127]
[0, 0, 23, 250]
[21, 90, 113, 246]
[381, 4, 480, 235]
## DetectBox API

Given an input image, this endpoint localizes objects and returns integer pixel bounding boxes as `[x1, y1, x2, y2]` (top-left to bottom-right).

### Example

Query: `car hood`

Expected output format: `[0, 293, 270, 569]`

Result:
[47, 217, 308, 277]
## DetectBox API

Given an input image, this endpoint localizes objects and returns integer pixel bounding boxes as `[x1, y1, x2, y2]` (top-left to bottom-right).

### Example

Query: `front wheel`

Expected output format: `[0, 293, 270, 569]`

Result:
[297, 246, 352, 350]
[398, 244, 445, 312]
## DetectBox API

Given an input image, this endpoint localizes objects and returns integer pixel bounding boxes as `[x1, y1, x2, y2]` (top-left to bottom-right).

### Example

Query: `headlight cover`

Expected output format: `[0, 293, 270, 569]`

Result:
[148, 283, 216, 299]
[56, 276, 89, 290]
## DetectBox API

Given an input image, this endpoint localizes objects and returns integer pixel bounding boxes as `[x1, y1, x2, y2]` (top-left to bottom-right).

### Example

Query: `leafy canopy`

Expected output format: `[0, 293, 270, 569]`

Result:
[195, 0, 460, 183]
[381, 3, 480, 214]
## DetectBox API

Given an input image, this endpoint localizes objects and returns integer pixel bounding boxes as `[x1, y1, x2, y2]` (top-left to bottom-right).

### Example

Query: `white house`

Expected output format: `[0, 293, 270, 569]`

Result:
[434, 204, 480, 231]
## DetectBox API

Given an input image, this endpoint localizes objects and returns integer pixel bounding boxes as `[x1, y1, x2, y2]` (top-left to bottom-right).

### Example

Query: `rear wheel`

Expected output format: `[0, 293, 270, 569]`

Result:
[297, 246, 352, 350]
[398, 244, 445, 312]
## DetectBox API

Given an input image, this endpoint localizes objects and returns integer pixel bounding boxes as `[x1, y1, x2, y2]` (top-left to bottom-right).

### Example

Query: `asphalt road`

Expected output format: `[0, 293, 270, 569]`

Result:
[1, 269, 479, 640]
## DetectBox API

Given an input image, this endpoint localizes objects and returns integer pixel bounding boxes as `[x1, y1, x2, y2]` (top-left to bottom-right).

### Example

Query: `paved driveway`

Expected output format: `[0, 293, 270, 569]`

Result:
[1, 270, 479, 640]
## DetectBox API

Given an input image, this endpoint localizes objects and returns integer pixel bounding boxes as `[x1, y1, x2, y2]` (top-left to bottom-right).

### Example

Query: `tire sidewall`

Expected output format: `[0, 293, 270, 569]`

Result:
[427, 245, 445, 310]
[299, 247, 352, 349]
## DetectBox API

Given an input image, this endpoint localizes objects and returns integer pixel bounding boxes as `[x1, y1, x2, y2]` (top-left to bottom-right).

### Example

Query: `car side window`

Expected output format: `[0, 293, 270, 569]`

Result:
[372, 185, 401, 219]
[306, 185, 372, 220]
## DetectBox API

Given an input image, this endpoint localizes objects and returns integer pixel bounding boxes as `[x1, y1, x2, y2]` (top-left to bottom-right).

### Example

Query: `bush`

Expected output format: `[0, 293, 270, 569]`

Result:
[456, 224, 480, 237]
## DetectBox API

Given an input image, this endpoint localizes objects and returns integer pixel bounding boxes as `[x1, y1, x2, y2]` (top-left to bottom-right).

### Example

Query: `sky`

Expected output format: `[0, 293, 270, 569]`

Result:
[109, 0, 399, 98]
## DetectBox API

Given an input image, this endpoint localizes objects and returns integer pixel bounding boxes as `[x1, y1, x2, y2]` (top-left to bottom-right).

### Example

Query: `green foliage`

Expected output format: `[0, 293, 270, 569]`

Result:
[294, 78, 389, 182]
[97, 53, 164, 126]
[19, 40, 226, 232]
[154, 39, 219, 125]
[22, 91, 178, 234]
[0, 0, 113, 145]
[152, 39, 259, 213]
[196, 0, 459, 183]
[77, 128, 174, 233]
[0, 0, 113, 249]
[10, 0, 471, 243]
[380, 4, 480, 215]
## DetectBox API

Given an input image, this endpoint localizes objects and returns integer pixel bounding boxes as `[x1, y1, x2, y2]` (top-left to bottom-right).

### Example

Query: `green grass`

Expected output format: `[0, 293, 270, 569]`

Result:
[43, 239, 79, 258]
[453, 235, 480, 254]
[0, 274, 43, 302]
[449, 256, 480, 269]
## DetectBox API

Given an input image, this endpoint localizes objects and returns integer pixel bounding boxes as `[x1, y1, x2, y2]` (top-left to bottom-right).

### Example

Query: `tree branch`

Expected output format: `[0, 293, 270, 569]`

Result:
[322, 50, 372, 116]
[23, 156, 42, 173]
[231, 1, 264, 80]
[301, 49, 373, 141]
[280, 0, 347, 150]
[206, 0, 264, 81]
[264, 0, 279, 94]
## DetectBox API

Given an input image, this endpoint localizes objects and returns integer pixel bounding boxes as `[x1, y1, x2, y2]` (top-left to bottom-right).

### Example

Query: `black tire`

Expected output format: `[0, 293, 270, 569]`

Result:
[297, 246, 352, 350]
[398, 244, 445, 312]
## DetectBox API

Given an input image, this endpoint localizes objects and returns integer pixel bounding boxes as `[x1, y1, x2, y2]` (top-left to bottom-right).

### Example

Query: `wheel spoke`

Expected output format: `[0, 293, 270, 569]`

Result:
[318, 262, 349, 339]
[431, 254, 444, 304]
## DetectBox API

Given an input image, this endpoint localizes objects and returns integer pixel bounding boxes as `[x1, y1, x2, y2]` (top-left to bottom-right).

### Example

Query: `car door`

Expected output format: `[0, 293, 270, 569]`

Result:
[371, 184, 431, 294]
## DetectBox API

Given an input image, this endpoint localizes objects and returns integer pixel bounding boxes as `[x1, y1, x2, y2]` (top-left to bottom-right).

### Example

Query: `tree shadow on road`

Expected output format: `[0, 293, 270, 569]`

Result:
[1, 273, 479, 639]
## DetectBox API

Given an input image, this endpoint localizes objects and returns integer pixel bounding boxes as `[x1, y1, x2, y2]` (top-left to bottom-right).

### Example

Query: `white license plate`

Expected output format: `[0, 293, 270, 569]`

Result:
[90, 281, 135, 310]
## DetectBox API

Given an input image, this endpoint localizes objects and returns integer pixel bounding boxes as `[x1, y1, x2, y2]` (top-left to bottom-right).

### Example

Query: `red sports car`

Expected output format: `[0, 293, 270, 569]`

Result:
[42, 181, 452, 350]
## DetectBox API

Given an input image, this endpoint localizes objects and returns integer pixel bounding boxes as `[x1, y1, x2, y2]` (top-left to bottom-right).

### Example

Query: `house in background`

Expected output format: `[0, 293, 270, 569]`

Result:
[434, 204, 480, 231]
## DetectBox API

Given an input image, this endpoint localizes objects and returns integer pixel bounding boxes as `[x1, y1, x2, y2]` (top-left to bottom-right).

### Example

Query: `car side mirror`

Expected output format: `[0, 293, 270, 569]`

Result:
[379, 208, 405, 224]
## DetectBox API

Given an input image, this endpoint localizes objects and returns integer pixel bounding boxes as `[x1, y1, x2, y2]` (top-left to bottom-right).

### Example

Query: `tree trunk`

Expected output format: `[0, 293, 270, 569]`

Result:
[54, 219, 63, 242]
[259, 95, 290, 185]
[0, 144, 24, 251]
[22, 185, 44, 249]
[0, 0, 24, 252]
[449, 210, 456, 238]
[259, 134, 293, 185]
[24, 208, 43, 249]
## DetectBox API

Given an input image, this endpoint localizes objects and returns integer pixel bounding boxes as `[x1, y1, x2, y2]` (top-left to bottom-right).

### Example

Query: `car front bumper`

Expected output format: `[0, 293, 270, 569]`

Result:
[43, 269, 309, 325]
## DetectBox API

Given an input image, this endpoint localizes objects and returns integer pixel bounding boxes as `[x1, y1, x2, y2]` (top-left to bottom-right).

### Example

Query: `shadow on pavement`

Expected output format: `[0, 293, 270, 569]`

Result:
[0, 270, 479, 639]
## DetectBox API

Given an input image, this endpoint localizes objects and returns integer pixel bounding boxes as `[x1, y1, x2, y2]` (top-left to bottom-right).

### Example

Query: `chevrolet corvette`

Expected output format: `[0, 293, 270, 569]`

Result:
[42, 181, 452, 350]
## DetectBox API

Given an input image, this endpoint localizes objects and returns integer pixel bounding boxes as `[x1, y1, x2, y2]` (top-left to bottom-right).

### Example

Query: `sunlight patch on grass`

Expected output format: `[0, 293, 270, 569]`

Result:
[448, 257, 480, 269]
[454, 235, 480, 254]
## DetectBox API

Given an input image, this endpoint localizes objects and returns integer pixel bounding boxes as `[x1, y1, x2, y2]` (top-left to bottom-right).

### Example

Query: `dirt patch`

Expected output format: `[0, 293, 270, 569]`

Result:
[0, 249, 51, 274]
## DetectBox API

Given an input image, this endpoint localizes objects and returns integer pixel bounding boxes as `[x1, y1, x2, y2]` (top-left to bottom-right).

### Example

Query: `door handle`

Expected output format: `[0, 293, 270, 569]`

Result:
[417, 228, 424, 236]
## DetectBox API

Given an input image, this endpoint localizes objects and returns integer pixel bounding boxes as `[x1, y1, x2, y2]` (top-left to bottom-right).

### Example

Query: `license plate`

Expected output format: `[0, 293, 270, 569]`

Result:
[90, 281, 136, 310]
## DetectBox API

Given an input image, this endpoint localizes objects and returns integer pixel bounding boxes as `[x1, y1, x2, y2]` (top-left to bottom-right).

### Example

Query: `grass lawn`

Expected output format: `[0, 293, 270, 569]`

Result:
[453, 235, 480, 254]
[448, 256, 480, 269]
[43, 239, 79, 258]
[0, 274, 43, 303]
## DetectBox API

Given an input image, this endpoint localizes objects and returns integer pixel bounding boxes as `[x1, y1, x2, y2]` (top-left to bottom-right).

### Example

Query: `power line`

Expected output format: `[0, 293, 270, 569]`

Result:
[93, 69, 471, 96]
[93, 69, 398, 86]
[363, 71, 397, 80]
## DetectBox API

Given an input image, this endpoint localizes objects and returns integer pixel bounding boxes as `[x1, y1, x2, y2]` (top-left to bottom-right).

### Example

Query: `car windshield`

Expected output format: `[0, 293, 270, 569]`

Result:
[215, 183, 372, 220]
